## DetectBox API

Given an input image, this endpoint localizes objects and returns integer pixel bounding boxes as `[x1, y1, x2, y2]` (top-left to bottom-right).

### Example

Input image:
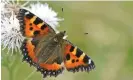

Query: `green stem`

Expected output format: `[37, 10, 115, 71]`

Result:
[24, 69, 36, 80]
[9, 69, 13, 80]
[10, 53, 21, 80]
[7, 66, 14, 80]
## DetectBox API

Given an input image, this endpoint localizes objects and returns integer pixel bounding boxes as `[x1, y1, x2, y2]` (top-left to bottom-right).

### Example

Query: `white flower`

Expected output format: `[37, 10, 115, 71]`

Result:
[1, 0, 29, 54]
[1, 0, 29, 18]
[23, 2, 63, 31]
[1, 12, 25, 54]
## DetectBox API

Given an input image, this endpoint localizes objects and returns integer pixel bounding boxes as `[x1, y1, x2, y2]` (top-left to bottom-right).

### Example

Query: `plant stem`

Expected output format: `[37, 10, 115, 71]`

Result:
[10, 69, 13, 80]
[7, 66, 13, 80]
[24, 69, 36, 80]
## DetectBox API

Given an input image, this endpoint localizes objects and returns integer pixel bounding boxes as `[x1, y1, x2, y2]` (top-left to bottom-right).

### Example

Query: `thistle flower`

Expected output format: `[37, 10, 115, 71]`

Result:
[1, 0, 29, 54]
[1, 1, 63, 54]
[1, 0, 29, 19]
[1, 12, 25, 54]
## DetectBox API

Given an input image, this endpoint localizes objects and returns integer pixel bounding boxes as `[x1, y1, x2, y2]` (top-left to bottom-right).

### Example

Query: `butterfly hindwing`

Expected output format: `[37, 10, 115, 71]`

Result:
[64, 40, 95, 72]
[21, 39, 38, 66]
[17, 9, 55, 38]
[21, 38, 64, 78]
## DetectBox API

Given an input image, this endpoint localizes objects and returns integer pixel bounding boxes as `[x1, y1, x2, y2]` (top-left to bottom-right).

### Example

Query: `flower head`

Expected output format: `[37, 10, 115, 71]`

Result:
[1, 12, 25, 54]
[1, 0, 29, 18]
[1, 0, 29, 54]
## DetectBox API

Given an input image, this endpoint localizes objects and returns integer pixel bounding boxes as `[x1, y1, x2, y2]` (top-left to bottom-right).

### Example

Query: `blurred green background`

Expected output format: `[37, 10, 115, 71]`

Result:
[1, 1, 133, 80]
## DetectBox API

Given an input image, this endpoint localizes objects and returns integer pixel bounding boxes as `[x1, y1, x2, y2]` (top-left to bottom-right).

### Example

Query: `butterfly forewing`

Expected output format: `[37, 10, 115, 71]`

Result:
[17, 9, 55, 38]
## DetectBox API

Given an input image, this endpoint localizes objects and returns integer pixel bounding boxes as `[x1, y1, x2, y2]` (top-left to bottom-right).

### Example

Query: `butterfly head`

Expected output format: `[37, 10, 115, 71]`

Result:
[54, 31, 66, 42]
[59, 31, 66, 37]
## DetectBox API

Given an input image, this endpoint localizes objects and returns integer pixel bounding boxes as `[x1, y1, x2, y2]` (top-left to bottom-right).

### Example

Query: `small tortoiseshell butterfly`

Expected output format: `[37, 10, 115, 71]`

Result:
[17, 9, 95, 78]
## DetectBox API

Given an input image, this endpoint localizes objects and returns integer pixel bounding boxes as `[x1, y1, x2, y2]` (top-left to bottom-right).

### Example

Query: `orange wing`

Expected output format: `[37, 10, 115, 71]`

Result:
[64, 41, 95, 72]
[17, 9, 55, 38]
[21, 39, 64, 78]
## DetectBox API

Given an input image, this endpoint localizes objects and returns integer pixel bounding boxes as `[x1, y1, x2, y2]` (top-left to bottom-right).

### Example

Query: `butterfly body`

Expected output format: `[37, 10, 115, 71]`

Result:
[17, 9, 95, 78]
[35, 31, 66, 64]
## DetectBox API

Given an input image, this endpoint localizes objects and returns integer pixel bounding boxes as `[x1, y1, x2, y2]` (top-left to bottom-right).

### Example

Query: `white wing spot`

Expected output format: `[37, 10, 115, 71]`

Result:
[25, 12, 30, 15]
[89, 59, 91, 64]
[44, 71, 46, 74]
[23, 49, 25, 51]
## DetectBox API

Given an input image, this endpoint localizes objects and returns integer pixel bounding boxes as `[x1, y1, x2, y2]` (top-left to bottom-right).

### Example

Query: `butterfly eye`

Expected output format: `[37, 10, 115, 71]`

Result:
[54, 38, 58, 42]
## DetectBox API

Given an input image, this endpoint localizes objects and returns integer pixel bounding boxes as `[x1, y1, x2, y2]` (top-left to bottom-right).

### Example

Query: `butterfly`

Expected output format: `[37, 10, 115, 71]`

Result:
[17, 8, 95, 78]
